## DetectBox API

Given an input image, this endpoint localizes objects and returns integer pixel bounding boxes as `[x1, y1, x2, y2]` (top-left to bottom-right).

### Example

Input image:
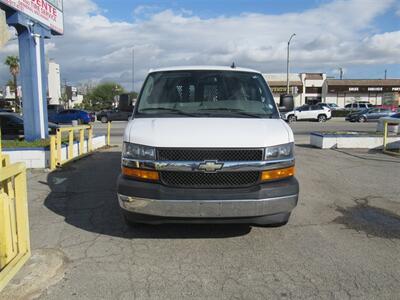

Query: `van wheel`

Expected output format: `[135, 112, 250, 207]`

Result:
[358, 116, 366, 123]
[101, 116, 108, 123]
[318, 115, 327, 122]
[287, 115, 296, 123]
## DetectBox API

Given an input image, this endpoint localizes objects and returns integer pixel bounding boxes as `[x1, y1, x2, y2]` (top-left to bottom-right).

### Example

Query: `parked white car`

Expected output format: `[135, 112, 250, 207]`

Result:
[282, 104, 332, 123]
[118, 66, 299, 226]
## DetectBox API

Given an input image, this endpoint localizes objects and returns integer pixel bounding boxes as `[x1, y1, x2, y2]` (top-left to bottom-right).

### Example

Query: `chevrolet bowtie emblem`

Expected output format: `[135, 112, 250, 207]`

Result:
[198, 161, 224, 173]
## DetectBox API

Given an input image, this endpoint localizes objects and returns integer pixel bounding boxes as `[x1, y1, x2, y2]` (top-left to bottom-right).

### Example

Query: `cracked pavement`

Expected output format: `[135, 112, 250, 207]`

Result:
[21, 122, 400, 299]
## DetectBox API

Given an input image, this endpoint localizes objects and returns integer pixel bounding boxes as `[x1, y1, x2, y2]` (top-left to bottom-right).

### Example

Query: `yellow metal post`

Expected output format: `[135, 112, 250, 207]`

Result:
[107, 121, 111, 146]
[79, 129, 85, 155]
[0, 163, 30, 292]
[0, 129, 2, 162]
[56, 129, 62, 166]
[383, 121, 388, 151]
[68, 130, 74, 160]
[13, 168, 30, 257]
[0, 193, 18, 269]
[50, 136, 56, 170]
[88, 126, 93, 152]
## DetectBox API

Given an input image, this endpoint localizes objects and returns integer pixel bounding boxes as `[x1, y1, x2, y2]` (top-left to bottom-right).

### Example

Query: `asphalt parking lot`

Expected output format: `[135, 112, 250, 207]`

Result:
[8, 119, 400, 299]
[92, 119, 379, 146]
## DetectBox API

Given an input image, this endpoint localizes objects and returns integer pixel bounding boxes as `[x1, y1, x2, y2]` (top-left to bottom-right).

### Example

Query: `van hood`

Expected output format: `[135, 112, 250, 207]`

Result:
[124, 118, 293, 148]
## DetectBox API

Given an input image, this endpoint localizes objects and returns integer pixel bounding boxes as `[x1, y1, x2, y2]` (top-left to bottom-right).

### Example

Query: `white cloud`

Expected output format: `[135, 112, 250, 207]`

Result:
[1, 0, 399, 90]
[133, 5, 161, 16]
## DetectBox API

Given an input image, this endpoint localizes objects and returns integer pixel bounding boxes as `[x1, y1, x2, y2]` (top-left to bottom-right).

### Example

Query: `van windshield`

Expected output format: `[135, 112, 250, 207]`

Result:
[136, 70, 279, 118]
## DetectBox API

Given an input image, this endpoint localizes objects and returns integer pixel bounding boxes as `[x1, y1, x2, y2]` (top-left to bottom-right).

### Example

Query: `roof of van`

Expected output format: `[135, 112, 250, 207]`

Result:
[149, 66, 261, 74]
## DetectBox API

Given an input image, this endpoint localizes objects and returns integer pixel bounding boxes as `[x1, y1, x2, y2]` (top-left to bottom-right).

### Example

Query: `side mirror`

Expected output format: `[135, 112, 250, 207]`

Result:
[279, 94, 294, 112]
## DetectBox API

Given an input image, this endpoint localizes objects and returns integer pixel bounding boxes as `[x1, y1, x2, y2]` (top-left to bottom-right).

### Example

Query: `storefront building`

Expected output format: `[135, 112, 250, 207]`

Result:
[264, 73, 326, 107]
[323, 79, 400, 107]
[265, 73, 400, 108]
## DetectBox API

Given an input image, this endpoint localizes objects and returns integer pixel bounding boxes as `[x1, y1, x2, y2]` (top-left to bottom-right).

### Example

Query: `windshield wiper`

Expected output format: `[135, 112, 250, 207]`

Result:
[139, 107, 198, 117]
[198, 108, 266, 118]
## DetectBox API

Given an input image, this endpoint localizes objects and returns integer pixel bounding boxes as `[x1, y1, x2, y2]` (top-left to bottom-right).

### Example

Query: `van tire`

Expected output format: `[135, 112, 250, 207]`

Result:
[317, 114, 327, 122]
[101, 116, 108, 123]
[287, 115, 296, 123]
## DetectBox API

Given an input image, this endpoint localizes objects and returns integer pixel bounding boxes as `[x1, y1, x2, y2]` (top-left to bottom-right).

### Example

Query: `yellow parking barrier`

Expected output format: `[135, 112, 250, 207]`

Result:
[50, 125, 93, 170]
[0, 130, 3, 166]
[50, 135, 56, 170]
[0, 145, 30, 291]
[79, 129, 85, 155]
[382, 118, 400, 156]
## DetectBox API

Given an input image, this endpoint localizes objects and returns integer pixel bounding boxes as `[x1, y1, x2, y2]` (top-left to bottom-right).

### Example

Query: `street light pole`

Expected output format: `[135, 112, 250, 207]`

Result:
[286, 33, 296, 94]
[132, 47, 135, 92]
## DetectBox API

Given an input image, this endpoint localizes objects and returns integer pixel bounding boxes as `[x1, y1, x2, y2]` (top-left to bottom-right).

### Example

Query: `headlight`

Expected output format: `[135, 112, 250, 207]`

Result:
[122, 142, 156, 160]
[265, 143, 294, 161]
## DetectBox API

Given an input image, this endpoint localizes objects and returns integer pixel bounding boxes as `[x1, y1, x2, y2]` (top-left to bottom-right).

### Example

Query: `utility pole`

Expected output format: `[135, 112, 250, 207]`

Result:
[63, 78, 69, 108]
[132, 47, 135, 93]
[384, 69, 387, 80]
[286, 33, 296, 94]
[339, 68, 343, 80]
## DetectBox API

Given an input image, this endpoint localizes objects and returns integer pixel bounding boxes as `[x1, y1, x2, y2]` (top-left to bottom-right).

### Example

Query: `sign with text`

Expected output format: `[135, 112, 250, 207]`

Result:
[271, 86, 302, 94]
[0, 0, 63, 34]
[382, 92, 399, 107]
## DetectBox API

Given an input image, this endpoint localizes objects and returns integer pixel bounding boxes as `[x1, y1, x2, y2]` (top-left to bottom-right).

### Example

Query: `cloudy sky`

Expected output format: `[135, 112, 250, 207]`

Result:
[1, 0, 400, 91]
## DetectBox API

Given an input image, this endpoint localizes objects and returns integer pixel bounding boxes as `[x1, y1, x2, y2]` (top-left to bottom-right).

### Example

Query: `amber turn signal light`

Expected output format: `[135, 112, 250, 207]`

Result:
[261, 166, 295, 182]
[122, 167, 160, 181]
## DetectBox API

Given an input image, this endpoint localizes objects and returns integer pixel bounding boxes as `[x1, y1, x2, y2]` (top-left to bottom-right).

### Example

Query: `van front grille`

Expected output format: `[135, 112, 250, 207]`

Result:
[160, 171, 260, 189]
[157, 148, 263, 162]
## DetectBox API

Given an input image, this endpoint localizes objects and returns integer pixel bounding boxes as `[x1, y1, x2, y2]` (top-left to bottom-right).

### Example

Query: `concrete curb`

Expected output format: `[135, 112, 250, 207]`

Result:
[1, 249, 67, 300]
[330, 117, 346, 122]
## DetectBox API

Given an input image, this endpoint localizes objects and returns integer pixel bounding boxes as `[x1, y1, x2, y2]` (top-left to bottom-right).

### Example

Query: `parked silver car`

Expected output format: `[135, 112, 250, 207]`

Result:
[345, 108, 395, 122]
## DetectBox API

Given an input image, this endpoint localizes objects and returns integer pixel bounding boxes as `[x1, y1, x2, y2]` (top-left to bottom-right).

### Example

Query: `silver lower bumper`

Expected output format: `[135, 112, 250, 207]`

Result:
[118, 194, 298, 218]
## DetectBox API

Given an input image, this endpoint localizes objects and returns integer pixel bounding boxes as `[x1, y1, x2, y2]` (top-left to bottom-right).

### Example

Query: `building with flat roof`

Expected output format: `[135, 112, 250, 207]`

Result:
[264, 72, 400, 108]
[323, 79, 400, 107]
[264, 73, 326, 107]
[48, 60, 62, 105]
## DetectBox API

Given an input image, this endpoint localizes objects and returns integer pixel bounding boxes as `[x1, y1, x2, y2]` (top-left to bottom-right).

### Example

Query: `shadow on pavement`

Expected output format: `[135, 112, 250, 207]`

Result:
[294, 144, 315, 148]
[43, 150, 251, 239]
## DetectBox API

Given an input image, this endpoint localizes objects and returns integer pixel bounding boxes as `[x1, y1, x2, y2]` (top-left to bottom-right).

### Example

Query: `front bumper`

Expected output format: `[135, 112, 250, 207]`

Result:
[117, 175, 299, 219]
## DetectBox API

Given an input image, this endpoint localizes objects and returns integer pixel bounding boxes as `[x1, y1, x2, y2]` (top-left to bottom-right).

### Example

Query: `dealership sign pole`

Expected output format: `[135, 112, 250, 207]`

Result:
[0, 0, 64, 141]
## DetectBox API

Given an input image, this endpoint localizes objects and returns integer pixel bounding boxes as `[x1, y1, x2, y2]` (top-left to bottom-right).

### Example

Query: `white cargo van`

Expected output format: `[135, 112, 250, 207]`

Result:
[118, 66, 299, 226]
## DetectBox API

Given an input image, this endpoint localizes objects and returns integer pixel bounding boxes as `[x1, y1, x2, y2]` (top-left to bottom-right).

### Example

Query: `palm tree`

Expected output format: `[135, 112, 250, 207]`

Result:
[4, 55, 20, 111]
